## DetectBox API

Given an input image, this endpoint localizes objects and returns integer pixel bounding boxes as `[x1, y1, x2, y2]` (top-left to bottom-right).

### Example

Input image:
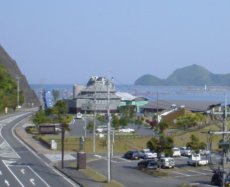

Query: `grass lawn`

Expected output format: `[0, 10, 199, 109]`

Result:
[34, 120, 228, 153]
[37, 134, 151, 154]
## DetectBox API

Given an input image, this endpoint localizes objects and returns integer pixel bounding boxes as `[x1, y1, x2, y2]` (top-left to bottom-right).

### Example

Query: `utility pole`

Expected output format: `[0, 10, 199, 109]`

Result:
[107, 78, 111, 183]
[211, 95, 229, 187]
[61, 123, 65, 169]
[156, 91, 159, 123]
[16, 76, 20, 108]
[222, 95, 228, 187]
[93, 82, 96, 153]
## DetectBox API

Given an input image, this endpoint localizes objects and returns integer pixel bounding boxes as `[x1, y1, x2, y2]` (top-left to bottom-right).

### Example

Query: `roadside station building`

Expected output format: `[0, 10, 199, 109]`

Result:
[68, 76, 121, 114]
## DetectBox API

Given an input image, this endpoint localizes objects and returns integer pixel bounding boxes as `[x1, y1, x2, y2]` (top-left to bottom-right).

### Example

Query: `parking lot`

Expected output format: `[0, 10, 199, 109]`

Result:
[88, 154, 214, 187]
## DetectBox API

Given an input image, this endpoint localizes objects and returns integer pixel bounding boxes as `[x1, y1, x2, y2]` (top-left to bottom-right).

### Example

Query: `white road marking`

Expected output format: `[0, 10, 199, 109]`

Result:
[4, 179, 10, 186]
[94, 154, 102, 158]
[202, 168, 213, 172]
[21, 169, 25, 174]
[172, 171, 191, 177]
[28, 166, 50, 187]
[3, 113, 79, 187]
[0, 170, 2, 175]
[186, 169, 207, 175]
[30, 178, 35, 186]
[2, 160, 24, 187]
[0, 132, 20, 159]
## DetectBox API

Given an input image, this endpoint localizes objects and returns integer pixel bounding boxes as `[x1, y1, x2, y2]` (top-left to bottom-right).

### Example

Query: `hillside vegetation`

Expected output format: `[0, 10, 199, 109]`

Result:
[0, 64, 23, 112]
[135, 64, 230, 86]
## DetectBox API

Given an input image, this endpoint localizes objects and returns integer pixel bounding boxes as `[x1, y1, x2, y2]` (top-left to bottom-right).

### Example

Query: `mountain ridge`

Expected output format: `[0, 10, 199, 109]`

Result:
[135, 64, 230, 86]
[0, 44, 40, 107]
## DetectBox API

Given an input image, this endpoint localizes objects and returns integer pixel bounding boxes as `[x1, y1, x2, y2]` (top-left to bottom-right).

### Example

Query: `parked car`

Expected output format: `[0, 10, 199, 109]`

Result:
[172, 147, 181, 157]
[118, 128, 135, 133]
[211, 169, 230, 186]
[137, 159, 158, 170]
[141, 149, 157, 159]
[157, 157, 175, 169]
[199, 149, 210, 156]
[180, 147, 192, 157]
[96, 125, 107, 133]
[124, 150, 145, 160]
[75, 112, 83, 119]
[187, 153, 208, 166]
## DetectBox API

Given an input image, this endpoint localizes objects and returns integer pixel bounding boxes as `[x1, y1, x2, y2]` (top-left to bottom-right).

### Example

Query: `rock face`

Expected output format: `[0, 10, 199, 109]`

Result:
[0, 44, 40, 107]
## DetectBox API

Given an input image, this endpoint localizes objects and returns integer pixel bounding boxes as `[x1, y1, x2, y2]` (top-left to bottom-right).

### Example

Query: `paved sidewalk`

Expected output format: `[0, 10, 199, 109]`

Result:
[14, 118, 103, 187]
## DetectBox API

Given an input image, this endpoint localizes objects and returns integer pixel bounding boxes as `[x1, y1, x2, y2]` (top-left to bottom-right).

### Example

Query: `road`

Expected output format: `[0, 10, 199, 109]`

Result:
[0, 111, 79, 187]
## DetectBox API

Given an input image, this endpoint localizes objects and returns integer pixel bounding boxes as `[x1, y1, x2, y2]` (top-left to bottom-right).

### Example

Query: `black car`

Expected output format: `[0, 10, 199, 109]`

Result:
[137, 159, 158, 170]
[211, 169, 230, 186]
[124, 150, 145, 160]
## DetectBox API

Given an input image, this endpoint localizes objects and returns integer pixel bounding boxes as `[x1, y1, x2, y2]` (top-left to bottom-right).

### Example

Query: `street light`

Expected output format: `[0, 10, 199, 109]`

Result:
[16, 76, 20, 109]
[107, 78, 111, 183]
[82, 115, 87, 138]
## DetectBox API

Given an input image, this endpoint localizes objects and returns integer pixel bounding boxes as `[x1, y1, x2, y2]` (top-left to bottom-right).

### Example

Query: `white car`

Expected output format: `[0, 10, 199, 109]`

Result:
[75, 112, 83, 119]
[96, 125, 107, 133]
[199, 149, 210, 155]
[187, 153, 208, 166]
[157, 157, 175, 168]
[141, 149, 157, 159]
[180, 147, 192, 157]
[118, 128, 135, 133]
[172, 147, 181, 157]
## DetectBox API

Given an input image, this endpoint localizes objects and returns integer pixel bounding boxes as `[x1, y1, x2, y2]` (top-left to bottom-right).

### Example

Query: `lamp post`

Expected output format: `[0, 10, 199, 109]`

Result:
[61, 123, 65, 169]
[93, 83, 96, 153]
[107, 79, 111, 183]
[16, 76, 20, 109]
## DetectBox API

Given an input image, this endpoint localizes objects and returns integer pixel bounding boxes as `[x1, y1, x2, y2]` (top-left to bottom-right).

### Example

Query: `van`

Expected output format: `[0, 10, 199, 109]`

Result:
[172, 147, 181, 157]
[157, 157, 175, 168]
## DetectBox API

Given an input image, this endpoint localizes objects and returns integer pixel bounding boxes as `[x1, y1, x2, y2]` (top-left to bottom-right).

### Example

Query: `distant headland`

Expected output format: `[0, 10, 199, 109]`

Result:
[134, 64, 230, 86]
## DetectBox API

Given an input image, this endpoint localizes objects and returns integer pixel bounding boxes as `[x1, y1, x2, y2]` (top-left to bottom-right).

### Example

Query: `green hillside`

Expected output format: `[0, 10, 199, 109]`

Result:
[134, 74, 163, 85]
[135, 64, 230, 86]
[0, 64, 23, 112]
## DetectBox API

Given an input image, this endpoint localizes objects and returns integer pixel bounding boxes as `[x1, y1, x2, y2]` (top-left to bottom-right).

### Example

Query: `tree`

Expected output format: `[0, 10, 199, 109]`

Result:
[32, 100, 72, 130]
[52, 100, 72, 129]
[176, 113, 206, 130]
[186, 134, 207, 153]
[111, 114, 120, 129]
[0, 64, 24, 111]
[32, 110, 51, 126]
[147, 121, 173, 157]
[52, 89, 60, 103]
[146, 135, 174, 157]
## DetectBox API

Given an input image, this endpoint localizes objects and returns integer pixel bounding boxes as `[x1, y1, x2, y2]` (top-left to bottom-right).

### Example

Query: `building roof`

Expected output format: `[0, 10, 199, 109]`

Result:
[116, 92, 136, 101]
[141, 100, 221, 112]
[84, 76, 116, 92]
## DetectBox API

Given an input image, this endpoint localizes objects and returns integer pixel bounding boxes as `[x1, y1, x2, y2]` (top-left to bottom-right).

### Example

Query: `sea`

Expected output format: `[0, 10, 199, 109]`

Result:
[30, 84, 230, 103]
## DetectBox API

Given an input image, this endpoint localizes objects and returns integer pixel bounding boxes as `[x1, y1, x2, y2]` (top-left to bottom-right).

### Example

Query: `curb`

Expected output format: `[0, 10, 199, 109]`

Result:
[54, 165, 84, 187]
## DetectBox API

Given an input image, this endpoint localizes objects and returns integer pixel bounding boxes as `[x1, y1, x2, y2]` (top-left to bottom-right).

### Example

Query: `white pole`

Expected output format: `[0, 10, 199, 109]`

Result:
[107, 79, 111, 182]
[222, 94, 227, 187]
[93, 83, 96, 153]
[16, 76, 20, 108]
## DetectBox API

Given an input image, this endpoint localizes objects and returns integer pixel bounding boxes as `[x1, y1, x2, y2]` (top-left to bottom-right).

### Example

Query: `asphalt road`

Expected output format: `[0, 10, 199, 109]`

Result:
[0, 111, 79, 187]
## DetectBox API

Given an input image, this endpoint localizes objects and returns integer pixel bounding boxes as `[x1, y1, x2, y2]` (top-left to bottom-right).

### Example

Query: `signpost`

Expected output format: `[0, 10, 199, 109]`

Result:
[39, 125, 56, 134]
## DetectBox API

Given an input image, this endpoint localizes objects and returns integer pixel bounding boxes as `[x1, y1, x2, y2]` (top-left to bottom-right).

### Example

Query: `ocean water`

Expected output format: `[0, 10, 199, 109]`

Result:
[30, 84, 230, 103]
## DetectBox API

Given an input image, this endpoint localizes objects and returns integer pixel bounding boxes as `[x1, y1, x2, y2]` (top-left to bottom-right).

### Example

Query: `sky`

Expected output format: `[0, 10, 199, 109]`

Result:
[0, 1, 230, 85]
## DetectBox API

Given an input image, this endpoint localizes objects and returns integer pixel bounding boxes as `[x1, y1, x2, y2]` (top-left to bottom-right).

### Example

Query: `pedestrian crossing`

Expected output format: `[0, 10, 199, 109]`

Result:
[0, 139, 20, 159]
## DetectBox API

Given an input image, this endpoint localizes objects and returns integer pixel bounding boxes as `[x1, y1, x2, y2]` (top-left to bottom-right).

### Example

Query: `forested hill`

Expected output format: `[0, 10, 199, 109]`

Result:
[135, 64, 230, 86]
[0, 44, 40, 109]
